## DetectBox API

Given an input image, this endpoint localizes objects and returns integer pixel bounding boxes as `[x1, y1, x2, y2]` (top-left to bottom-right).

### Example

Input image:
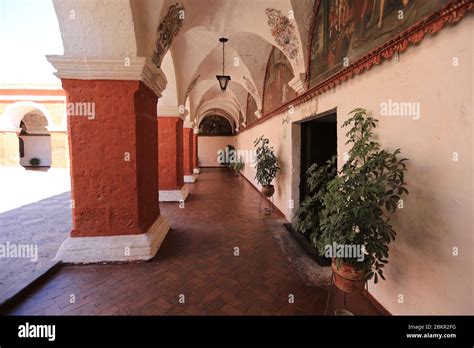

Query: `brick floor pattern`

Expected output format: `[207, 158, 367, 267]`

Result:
[3, 169, 381, 315]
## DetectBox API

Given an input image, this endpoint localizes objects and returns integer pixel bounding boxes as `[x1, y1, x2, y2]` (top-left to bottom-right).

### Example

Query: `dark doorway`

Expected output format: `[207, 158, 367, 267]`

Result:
[300, 112, 337, 202]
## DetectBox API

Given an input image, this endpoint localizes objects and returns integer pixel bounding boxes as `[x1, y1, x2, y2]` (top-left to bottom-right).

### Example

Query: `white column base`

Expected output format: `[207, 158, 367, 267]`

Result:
[159, 185, 189, 202]
[193, 168, 200, 174]
[184, 174, 197, 183]
[54, 214, 171, 264]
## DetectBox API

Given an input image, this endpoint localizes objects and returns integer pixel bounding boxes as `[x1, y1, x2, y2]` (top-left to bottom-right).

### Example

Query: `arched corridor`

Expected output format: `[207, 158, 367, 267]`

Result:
[3, 169, 380, 315]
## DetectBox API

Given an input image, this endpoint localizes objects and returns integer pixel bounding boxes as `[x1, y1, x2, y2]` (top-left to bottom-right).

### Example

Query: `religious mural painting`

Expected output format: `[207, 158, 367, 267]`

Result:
[245, 93, 259, 127]
[309, 0, 454, 87]
[262, 47, 297, 115]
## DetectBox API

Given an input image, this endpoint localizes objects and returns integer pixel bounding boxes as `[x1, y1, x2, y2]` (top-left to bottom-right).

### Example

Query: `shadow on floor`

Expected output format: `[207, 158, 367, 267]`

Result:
[0, 192, 71, 305]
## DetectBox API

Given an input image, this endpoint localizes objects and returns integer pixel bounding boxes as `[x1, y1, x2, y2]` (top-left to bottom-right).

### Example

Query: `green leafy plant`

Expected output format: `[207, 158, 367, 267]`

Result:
[29, 157, 41, 166]
[317, 108, 409, 283]
[294, 157, 336, 246]
[232, 157, 245, 173]
[254, 135, 280, 186]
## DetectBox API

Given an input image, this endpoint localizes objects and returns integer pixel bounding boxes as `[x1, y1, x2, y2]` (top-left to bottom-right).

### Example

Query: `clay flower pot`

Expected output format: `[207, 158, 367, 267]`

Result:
[261, 184, 275, 197]
[331, 259, 366, 293]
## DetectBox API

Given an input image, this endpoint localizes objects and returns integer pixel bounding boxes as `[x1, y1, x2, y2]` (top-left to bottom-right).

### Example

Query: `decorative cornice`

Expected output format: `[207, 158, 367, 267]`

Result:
[183, 120, 193, 128]
[157, 106, 187, 119]
[289, 73, 306, 95]
[240, 0, 472, 135]
[46, 56, 168, 97]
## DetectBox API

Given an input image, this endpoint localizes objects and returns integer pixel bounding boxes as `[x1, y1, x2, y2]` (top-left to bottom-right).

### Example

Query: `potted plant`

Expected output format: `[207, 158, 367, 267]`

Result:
[232, 157, 245, 176]
[317, 108, 409, 293]
[254, 135, 280, 197]
[225, 144, 235, 167]
[293, 156, 336, 266]
[29, 157, 41, 166]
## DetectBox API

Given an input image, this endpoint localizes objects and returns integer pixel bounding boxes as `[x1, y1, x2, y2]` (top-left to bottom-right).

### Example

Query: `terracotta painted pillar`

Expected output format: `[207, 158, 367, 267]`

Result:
[157, 114, 188, 202]
[183, 121, 197, 183]
[47, 55, 170, 263]
[192, 128, 200, 174]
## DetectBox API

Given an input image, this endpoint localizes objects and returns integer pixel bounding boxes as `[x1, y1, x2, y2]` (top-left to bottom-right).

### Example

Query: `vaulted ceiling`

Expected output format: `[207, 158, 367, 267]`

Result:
[52, 0, 315, 131]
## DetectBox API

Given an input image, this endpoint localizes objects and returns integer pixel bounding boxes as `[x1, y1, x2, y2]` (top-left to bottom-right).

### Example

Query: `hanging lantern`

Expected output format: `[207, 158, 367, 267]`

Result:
[216, 38, 231, 91]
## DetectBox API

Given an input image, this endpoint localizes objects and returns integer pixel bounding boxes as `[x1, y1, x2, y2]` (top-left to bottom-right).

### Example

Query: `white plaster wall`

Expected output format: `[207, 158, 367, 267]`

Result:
[235, 16, 473, 315]
[19, 136, 52, 167]
[198, 136, 236, 167]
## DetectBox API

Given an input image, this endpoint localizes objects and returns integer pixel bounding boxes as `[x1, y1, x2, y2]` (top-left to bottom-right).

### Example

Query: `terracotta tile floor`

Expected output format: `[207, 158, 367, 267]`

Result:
[3, 168, 381, 315]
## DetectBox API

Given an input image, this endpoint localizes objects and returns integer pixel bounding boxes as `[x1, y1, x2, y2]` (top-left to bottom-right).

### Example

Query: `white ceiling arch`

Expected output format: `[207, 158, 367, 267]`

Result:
[175, 0, 307, 78]
[196, 84, 244, 119]
[190, 42, 256, 97]
[188, 79, 246, 121]
[52, 0, 138, 57]
[227, 32, 274, 106]
[172, 28, 220, 105]
[189, 79, 216, 117]
[50, 0, 314, 127]
[166, 0, 311, 124]
[158, 51, 179, 109]
[195, 98, 241, 128]
[130, 0, 169, 59]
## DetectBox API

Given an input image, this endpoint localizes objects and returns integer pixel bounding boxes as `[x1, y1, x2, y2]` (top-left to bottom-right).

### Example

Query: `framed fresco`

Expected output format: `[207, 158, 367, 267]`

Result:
[308, 0, 458, 88]
[262, 47, 297, 115]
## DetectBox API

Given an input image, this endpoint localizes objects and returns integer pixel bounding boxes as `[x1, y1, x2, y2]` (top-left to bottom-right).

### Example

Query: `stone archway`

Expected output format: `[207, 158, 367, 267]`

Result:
[18, 111, 52, 168]
[0, 101, 54, 168]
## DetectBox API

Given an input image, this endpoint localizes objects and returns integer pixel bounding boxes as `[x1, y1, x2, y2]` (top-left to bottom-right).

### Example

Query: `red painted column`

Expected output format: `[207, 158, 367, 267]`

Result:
[182, 124, 196, 183]
[192, 131, 199, 172]
[158, 116, 184, 190]
[53, 78, 171, 263]
[62, 79, 160, 237]
[183, 126, 193, 176]
[157, 115, 189, 201]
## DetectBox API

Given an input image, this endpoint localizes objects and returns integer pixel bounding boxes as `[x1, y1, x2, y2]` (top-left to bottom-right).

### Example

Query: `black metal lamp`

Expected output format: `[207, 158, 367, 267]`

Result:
[216, 37, 231, 91]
